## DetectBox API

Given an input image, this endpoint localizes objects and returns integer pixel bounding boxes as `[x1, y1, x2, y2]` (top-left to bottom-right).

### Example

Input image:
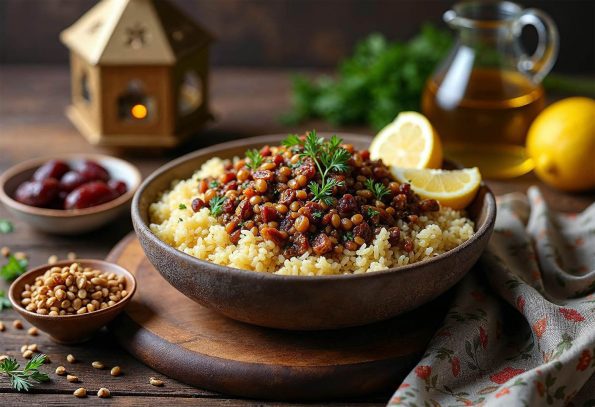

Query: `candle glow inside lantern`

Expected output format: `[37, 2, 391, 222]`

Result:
[60, 0, 213, 148]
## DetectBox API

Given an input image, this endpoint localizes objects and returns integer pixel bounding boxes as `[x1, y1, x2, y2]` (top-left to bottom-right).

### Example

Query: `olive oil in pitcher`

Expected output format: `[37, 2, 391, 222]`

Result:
[422, 1, 558, 178]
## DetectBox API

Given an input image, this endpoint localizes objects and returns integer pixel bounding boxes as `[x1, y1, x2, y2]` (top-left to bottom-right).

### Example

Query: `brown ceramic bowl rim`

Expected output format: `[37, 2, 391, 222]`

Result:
[8, 259, 137, 320]
[0, 153, 141, 218]
[132, 134, 497, 281]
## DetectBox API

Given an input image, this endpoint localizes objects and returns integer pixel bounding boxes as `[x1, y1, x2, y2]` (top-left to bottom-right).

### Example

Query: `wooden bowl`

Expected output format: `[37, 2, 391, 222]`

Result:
[0, 154, 141, 235]
[8, 259, 136, 344]
[132, 134, 496, 330]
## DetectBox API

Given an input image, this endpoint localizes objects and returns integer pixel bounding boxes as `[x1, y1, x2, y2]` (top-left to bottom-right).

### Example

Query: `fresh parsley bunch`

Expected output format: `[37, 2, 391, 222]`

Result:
[283, 25, 453, 130]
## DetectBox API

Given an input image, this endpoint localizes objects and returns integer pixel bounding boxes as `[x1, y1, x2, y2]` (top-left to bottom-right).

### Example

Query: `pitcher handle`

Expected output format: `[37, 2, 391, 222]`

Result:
[515, 9, 559, 84]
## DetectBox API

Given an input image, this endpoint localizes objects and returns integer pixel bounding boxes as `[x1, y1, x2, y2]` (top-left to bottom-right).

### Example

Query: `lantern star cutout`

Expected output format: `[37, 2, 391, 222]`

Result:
[125, 24, 147, 49]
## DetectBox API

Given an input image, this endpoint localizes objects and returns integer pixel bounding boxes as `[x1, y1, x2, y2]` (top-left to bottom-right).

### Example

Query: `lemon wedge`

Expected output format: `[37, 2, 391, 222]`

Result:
[390, 167, 482, 209]
[370, 111, 443, 169]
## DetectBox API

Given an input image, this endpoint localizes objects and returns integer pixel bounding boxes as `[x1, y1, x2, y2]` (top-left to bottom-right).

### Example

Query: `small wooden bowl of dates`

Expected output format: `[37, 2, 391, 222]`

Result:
[9, 259, 136, 344]
[0, 154, 141, 234]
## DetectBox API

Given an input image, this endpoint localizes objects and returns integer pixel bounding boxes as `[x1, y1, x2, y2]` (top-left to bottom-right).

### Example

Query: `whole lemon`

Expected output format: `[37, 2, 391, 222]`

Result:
[526, 97, 595, 191]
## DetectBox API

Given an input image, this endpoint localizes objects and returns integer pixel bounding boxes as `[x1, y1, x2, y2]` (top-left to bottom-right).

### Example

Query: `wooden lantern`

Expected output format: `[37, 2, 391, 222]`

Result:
[60, 0, 213, 148]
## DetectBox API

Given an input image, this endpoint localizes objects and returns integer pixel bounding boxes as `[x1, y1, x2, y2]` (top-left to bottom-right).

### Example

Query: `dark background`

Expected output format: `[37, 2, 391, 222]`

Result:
[0, 0, 593, 73]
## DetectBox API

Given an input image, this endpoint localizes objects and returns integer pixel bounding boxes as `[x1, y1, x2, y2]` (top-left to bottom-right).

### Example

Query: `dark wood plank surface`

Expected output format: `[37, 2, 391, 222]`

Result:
[0, 66, 593, 405]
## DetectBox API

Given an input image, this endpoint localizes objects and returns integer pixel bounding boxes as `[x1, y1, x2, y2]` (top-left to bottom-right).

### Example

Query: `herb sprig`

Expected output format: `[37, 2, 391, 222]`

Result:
[0, 290, 11, 311]
[0, 219, 13, 234]
[1, 255, 28, 281]
[287, 131, 350, 205]
[281, 134, 301, 148]
[245, 149, 264, 170]
[209, 196, 226, 217]
[364, 179, 390, 201]
[0, 354, 49, 392]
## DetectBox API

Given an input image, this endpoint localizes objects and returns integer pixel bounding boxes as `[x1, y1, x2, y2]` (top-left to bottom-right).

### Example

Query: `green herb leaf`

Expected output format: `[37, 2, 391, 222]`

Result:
[281, 134, 302, 147]
[364, 179, 391, 201]
[245, 149, 264, 170]
[208, 180, 219, 188]
[209, 196, 226, 217]
[300, 131, 350, 204]
[366, 207, 380, 218]
[0, 219, 13, 234]
[0, 291, 11, 311]
[0, 255, 28, 281]
[178, 203, 187, 210]
[0, 354, 49, 392]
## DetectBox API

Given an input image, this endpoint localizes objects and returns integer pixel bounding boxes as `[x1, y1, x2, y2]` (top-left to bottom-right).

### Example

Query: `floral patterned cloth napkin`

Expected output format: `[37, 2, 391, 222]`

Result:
[389, 187, 595, 407]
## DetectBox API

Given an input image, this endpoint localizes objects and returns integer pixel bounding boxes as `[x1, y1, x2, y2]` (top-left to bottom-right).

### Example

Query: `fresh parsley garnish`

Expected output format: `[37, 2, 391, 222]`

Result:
[366, 207, 380, 218]
[281, 134, 302, 147]
[0, 255, 28, 281]
[0, 219, 13, 234]
[0, 354, 49, 392]
[178, 203, 187, 210]
[209, 196, 226, 217]
[245, 149, 264, 170]
[0, 290, 11, 311]
[364, 179, 391, 201]
[300, 131, 350, 205]
[208, 180, 219, 188]
[312, 210, 324, 220]
[343, 231, 354, 242]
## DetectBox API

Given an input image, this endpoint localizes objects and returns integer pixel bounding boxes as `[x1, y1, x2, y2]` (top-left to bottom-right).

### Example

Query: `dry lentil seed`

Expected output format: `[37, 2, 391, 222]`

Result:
[73, 388, 87, 398]
[97, 388, 111, 398]
[13, 320, 23, 329]
[149, 377, 164, 386]
[20, 345, 27, 353]
[14, 252, 27, 260]
[67, 252, 77, 260]
[110, 366, 122, 376]
[66, 354, 76, 363]
[92, 361, 104, 369]
[48, 255, 58, 265]
[67, 374, 79, 383]
[27, 344, 38, 351]
[0, 322, 4, 332]
[23, 350, 33, 359]
[55, 366, 67, 375]
[1, 246, 9, 257]
[27, 327, 38, 336]
[0, 355, 8, 362]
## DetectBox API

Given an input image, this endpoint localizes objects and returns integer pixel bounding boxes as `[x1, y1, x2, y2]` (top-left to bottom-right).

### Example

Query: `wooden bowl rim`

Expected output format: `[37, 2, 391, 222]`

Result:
[8, 258, 137, 320]
[132, 133, 497, 281]
[0, 153, 141, 218]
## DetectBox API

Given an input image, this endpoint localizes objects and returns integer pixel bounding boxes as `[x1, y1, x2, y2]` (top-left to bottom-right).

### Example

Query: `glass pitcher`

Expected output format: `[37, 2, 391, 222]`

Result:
[422, 1, 558, 178]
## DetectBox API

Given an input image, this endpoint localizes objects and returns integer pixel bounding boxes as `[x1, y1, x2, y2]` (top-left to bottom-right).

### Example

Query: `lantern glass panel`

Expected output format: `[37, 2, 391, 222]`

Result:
[178, 71, 202, 116]
[80, 72, 91, 103]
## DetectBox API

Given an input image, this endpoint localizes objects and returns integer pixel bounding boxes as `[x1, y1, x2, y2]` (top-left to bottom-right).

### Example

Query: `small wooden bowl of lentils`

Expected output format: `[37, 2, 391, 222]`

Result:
[8, 259, 136, 344]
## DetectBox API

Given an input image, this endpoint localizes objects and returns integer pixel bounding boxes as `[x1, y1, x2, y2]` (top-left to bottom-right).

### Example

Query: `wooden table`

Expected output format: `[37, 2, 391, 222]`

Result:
[0, 66, 593, 406]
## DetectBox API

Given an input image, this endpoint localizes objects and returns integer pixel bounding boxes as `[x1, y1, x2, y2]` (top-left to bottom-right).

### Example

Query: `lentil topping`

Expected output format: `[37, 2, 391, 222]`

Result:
[190, 132, 440, 260]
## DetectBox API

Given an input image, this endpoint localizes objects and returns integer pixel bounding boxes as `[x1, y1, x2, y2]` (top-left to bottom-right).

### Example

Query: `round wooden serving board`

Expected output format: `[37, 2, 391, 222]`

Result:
[107, 233, 447, 401]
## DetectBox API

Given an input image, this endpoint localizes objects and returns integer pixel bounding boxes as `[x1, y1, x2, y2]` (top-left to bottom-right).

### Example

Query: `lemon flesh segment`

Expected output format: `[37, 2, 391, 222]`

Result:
[390, 167, 482, 210]
[370, 111, 443, 169]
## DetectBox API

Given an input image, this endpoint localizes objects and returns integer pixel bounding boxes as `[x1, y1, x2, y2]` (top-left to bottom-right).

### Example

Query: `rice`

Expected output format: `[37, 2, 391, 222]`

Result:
[149, 158, 475, 276]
